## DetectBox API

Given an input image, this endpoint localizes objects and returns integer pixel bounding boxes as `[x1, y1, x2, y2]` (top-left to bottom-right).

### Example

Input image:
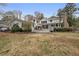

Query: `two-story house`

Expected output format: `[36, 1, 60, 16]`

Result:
[31, 17, 64, 32]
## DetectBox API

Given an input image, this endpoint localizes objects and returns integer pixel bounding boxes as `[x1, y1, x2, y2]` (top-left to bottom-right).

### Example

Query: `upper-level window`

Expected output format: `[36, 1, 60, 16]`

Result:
[56, 23, 58, 27]
[41, 21, 47, 23]
[51, 24, 54, 27]
[50, 20, 52, 22]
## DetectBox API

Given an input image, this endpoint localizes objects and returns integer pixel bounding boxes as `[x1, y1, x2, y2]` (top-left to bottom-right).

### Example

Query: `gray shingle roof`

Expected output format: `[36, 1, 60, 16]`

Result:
[0, 17, 23, 27]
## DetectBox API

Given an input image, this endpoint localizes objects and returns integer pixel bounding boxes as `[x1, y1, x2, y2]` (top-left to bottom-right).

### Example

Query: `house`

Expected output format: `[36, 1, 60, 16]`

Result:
[0, 11, 69, 32]
[0, 17, 22, 31]
[31, 13, 69, 32]
[0, 11, 23, 31]
[32, 17, 63, 32]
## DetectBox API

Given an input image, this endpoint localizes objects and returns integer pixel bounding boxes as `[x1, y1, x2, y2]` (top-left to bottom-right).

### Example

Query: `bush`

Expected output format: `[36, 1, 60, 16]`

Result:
[54, 28, 73, 32]
[22, 21, 32, 32]
[11, 24, 22, 32]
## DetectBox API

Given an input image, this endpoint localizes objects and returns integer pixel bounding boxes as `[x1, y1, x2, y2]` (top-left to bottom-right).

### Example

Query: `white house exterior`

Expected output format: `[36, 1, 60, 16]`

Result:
[0, 11, 23, 31]
[32, 17, 64, 32]
[0, 18, 22, 31]
[9, 19, 22, 29]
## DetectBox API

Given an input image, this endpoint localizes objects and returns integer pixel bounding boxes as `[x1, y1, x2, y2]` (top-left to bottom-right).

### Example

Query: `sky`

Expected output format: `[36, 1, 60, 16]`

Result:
[0, 3, 79, 17]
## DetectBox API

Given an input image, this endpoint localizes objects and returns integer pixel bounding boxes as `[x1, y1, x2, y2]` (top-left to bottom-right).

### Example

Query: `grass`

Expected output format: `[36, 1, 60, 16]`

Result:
[0, 32, 79, 56]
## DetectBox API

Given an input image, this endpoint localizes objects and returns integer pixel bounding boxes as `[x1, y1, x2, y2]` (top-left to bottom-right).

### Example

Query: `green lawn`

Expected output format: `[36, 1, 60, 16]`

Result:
[0, 32, 79, 56]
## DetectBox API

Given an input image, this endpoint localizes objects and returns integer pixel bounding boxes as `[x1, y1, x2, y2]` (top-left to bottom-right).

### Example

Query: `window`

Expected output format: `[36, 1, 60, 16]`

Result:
[42, 25, 48, 29]
[41, 21, 47, 23]
[50, 20, 52, 22]
[51, 24, 54, 27]
[56, 23, 58, 27]
[61, 23, 64, 27]
[35, 26, 42, 30]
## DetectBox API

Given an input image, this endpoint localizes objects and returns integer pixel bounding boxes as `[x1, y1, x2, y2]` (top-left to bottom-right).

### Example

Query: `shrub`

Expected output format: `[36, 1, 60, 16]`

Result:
[54, 28, 73, 32]
[11, 24, 22, 32]
[22, 21, 32, 32]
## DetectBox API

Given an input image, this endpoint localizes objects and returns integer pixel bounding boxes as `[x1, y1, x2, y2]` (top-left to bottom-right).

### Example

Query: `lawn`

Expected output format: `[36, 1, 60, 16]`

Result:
[0, 32, 79, 56]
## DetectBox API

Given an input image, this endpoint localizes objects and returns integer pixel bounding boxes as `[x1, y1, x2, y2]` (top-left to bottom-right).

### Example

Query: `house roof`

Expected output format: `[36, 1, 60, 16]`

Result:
[48, 16, 59, 19]
[0, 17, 23, 26]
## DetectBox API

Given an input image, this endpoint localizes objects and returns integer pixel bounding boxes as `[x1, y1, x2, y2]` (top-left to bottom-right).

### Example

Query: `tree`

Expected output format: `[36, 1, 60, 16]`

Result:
[0, 9, 4, 20]
[64, 3, 77, 15]
[34, 11, 44, 20]
[63, 3, 77, 26]
[22, 21, 32, 32]
[0, 3, 7, 18]
[11, 24, 22, 32]
[4, 11, 15, 17]
[18, 10, 22, 19]
[0, 11, 15, 21]
[13, 10, 22, 19]
[3, 10, 22, 19]
[74, 17, 79, 27]
[57, 3, 78, 27]
[57, 9, 63, 21]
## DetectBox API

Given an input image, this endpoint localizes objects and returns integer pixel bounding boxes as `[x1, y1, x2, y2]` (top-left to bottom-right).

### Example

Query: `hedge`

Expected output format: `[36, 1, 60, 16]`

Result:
[54, 28, 74, 32]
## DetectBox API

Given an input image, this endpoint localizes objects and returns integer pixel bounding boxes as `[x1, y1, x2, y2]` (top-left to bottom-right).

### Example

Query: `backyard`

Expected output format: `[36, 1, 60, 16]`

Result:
[0, 32, 79, 56]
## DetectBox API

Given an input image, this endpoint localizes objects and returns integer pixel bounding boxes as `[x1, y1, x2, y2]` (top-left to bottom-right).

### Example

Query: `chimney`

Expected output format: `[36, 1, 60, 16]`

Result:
[62, 12, 69, 28]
